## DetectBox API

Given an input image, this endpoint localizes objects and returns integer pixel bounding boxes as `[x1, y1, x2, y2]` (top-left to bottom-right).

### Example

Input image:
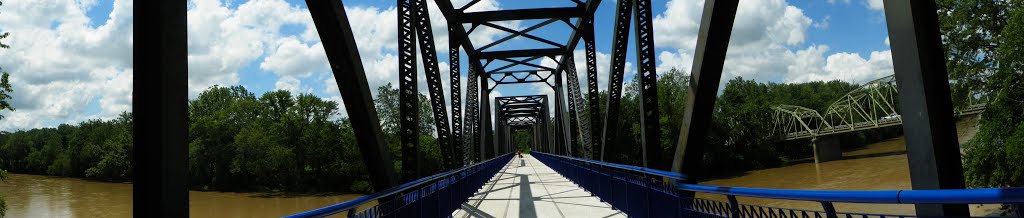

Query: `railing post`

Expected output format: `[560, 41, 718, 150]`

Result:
[1015, 204, 1023, 218]
[820, 201, 838, 218]
[727, 195, 741, 218]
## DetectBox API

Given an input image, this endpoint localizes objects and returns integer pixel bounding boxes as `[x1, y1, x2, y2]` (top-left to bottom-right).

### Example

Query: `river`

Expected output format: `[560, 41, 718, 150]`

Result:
[696, 116, 1003, 216]
[0, 173, 361, 217]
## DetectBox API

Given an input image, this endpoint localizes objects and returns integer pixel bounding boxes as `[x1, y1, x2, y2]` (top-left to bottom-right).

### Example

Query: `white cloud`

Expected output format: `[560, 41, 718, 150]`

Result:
[0, 0, 133, 130]
[187, 0, 313, 97]
[650, 0, 897, 86]
[867, 0, 884, 12]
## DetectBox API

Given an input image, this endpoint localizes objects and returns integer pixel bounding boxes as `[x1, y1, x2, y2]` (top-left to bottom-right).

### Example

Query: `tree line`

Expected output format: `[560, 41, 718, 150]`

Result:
[0, 84, 446, 193]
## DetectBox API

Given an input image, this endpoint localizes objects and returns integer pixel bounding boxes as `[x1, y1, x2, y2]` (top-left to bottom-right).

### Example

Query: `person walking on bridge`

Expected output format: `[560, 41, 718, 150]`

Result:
[517, 149, 523, 159]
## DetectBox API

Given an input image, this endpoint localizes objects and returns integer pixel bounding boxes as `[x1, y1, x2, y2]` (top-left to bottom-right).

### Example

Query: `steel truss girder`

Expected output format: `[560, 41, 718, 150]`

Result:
[449, 25, 465, 166]
[397, 0, 421, 182]
[464, 62, 482, 162]
[822, 75, 899, 128]
[771, 105, 831, 138]
[633, 0, 660, 168]
[412, 0, 457, 172]
[563, 55, 594, 159]
[600, 0, 633, 162]
[583, 20, 602, 160]
[460, 7, 584, 23]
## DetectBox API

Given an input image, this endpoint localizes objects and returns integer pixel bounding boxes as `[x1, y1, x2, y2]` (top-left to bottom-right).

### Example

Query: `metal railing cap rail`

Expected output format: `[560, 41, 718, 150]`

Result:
[533, 151, 1024, 205]
[677, 184, 1024, 204]
[283, 153, 513, 218]
[532, 152, 687, 181]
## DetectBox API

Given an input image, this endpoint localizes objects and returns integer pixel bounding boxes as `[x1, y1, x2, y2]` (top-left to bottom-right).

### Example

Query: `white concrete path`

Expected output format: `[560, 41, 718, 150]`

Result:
[453, 154, 626, 218]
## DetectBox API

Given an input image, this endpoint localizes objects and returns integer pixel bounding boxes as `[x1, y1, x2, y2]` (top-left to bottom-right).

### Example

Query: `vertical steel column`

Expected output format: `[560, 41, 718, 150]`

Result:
[492, 97, 500, 157]
[633, 0, 660, 168]
[465, 63, 481, 163]
[307, 0, 400, 190]
[134, 0, 187, 216]
[883, 1, 969, 216]
[481, 78, 493, 158]
[554, 70, 572, 156]
[565, 55, 592, 158]
[412, 0, 455, 170]
[671, 0, 739, 182]
[601, 0, 633, 162]
[495, 102, 505, 155]
[583, 21, 603, 160]
[542, 97, 552, 153]
[397, 0, 421, 182]
[449, 25, 464, 166]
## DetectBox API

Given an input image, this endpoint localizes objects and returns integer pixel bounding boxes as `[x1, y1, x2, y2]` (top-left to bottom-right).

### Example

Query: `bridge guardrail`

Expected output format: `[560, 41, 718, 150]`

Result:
[532, 151, 1023, 218]
[283, 153, 513, 218]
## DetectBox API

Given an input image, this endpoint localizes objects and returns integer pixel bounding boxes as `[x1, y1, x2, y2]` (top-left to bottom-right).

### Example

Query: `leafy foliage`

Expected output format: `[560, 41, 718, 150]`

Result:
[962, 2, 1024, 189]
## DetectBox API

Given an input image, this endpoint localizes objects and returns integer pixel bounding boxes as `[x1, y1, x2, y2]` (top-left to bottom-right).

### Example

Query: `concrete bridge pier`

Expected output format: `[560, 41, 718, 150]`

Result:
[812, 136, 842, 163]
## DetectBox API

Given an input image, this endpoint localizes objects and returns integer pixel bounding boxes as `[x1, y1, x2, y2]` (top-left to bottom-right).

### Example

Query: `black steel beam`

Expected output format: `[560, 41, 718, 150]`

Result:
[583, 22, 602, 160]
[481, 75, 494, 158]
[564, 55, 592, 158]
[432, 0, 480, 59]
[479, 22, 565, 49]
[633, 0, 659, 169]
[478, 48, 563, 60]
[882, 0, 969, 216]
[466, 62, 482, 162]
[398, 0, 421, 182]
[479, 19, 559, 51]
[600, 0, 632, 162]
[460, 7, 584, 23]
[449, 20, 465, 167]
[412, 0, 456, 171]
[305, 0, 400, 190]
[487, 56, 544, 73]
[133, 0, 187, 216]
[671, 0, 739, 182]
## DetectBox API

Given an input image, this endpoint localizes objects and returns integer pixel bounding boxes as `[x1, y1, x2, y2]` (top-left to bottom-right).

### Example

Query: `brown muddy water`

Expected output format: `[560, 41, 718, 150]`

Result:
[0, 173, 361, 217]
[696, 116, 1004, 216]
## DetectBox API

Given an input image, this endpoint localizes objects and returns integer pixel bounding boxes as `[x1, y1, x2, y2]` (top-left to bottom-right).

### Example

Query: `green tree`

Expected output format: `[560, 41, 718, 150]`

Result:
[937, 0, 1009, 108]
[963, 3, 1024, 189]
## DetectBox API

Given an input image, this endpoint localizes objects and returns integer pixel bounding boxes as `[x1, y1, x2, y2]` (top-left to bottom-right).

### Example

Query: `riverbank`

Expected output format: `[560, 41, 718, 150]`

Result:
[0, 173, 363, 217]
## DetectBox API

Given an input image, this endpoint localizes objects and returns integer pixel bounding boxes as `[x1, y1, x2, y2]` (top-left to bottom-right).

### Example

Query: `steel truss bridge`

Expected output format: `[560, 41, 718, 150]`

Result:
[132, 0, 1022, 218]
[771, 75, 987, 141]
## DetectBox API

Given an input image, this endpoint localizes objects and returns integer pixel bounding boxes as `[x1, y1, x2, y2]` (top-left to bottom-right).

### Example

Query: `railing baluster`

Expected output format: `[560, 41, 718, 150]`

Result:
[727, 195, 742, 218]
[820, 201, 838, 218]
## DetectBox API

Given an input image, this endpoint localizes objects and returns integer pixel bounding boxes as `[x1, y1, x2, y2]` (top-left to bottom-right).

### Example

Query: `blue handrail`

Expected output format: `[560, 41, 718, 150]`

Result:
[532, 151, 1024, 218]
[284, 153, 513, 218]
[552, 151, 687, 181]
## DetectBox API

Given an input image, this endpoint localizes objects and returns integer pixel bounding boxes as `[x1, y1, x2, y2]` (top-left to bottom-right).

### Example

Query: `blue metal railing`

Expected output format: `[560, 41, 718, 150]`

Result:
[284, 153, 513, 218]
[532, 152, 1024, 218]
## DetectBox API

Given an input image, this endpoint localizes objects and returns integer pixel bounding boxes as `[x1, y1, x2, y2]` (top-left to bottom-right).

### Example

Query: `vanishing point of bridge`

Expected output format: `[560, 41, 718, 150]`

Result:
[131, 0, 1023, 218]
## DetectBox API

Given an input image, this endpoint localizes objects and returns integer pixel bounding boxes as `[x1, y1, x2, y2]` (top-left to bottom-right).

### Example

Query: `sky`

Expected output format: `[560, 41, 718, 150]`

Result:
[0, 0, 896, 131]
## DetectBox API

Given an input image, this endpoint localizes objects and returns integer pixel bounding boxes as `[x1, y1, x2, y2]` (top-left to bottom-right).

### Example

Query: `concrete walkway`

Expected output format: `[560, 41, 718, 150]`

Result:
[453, 154, 626, 218]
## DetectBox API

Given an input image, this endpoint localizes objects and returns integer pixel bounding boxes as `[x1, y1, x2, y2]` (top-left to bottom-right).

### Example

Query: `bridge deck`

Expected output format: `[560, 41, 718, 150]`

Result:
[453, 154, 626, 218]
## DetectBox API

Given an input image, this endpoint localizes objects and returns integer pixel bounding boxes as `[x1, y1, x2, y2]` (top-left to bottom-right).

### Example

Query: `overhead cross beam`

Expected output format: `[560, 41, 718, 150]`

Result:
[478, 48, 564, 59]
[460, 7, 585, 23]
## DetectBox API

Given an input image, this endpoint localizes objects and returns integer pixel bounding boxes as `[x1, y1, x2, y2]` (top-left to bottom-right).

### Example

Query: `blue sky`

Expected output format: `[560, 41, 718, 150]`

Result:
[0, 0, 896, 131]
